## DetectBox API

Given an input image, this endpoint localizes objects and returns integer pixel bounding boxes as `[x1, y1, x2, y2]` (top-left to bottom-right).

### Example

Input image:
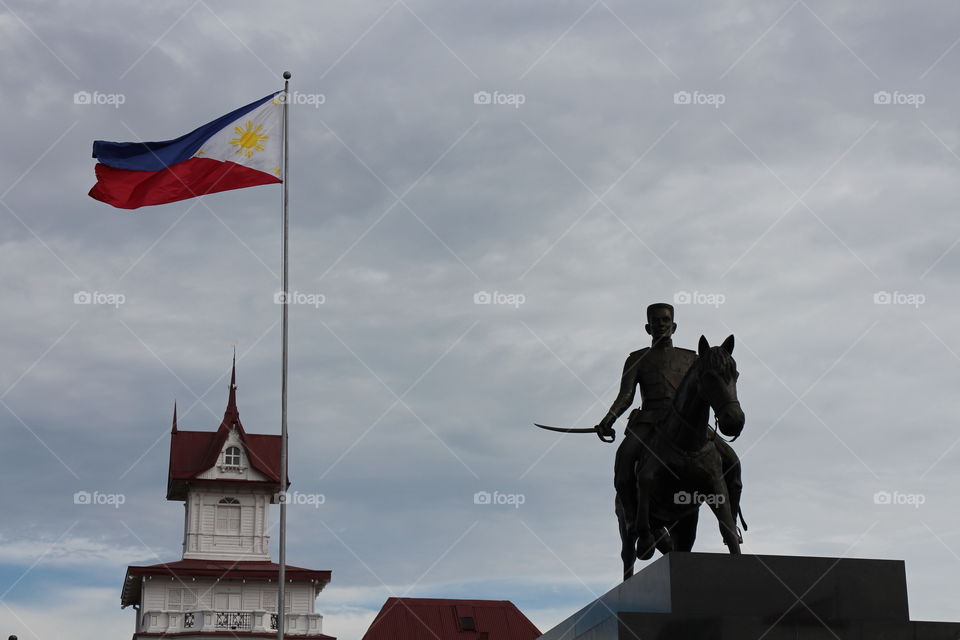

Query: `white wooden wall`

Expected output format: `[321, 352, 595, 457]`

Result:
[182, 485, 273, 560]
[140, 578, 317, 616]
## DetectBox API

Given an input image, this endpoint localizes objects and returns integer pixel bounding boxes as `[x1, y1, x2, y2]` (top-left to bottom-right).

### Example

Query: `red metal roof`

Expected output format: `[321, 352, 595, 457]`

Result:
[166, 360, 284, 500]
[361, 598, 541, 640]
[121, 559, 332, 607]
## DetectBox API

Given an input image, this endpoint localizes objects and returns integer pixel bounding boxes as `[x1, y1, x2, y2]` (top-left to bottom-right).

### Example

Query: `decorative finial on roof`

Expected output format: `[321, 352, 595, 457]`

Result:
[219, 350, 244, 433]
[171, 401, 178, 434]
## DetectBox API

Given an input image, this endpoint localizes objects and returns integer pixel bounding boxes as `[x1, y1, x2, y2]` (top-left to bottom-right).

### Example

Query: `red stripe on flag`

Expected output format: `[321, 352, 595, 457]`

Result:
[88, 157, 281, 210]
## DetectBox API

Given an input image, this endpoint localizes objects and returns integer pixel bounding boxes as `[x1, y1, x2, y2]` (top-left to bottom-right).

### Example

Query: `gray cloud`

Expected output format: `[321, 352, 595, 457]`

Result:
[3, 1, 960, 638]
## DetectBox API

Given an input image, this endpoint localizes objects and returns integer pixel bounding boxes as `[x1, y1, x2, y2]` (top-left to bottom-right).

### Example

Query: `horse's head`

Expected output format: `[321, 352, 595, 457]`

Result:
[697, 335, 744, 439]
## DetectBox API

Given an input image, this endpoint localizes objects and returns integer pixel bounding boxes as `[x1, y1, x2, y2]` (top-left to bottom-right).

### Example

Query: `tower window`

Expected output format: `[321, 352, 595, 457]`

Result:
[216, 497, 241, 534]
[167, 588, 197, 612]
[224, 446, 241, 467]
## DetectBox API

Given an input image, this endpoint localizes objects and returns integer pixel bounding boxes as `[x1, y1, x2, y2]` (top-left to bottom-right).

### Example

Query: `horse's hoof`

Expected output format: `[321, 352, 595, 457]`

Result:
[637, 535, 656, 561]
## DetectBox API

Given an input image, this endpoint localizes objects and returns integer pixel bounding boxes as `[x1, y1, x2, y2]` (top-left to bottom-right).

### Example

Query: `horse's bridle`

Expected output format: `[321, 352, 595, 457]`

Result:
[673, 365, 743, 444]
[697, 363, 743, 443]
[668, 398, 741, 446]
[711, 400, 742, 443]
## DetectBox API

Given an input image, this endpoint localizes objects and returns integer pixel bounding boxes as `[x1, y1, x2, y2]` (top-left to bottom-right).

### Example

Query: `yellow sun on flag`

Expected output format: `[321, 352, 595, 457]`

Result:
[229, 120, 269, 159]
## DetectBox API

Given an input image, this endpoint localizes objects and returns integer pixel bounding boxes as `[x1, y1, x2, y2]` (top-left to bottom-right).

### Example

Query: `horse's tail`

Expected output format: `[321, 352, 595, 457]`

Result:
[738, 505, 748, 532]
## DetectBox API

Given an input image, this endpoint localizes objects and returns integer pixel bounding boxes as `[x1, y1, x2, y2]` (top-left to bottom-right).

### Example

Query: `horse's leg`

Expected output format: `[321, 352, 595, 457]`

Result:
[655, 521, 675, 556]
[615, 494, 634, 580]
[715, 437, 744, 542]
[706, 467, 740, 553]
[614, 439, 638, 580]
[671, 509, 700, 551]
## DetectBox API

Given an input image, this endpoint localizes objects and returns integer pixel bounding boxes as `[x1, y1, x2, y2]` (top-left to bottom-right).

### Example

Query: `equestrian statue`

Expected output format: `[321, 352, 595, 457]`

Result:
[535, 303, 747, 580]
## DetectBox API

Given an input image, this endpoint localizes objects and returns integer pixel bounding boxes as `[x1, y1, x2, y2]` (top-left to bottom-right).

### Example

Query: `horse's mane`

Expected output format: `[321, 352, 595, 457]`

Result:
[676, 345, 738, 396]
[700, 345, 737, 381]
[666, 344, 738, 439]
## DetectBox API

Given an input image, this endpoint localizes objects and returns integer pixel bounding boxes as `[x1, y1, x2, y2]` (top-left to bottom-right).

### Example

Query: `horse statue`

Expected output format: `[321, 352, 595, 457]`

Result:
[616, 334, 746, 580]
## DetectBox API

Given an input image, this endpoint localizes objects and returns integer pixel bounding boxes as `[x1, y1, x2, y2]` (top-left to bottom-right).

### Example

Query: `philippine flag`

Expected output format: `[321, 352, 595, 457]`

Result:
[89, 92, 283, 210]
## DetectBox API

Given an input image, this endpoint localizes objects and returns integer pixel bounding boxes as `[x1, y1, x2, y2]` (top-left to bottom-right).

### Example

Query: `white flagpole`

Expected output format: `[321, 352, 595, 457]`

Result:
[277, 69, 291, 640]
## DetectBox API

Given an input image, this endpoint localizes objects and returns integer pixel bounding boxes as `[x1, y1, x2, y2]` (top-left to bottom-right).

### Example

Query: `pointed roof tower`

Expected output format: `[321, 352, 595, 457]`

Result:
[165, 356, 281, 500]
[217, 350, 245, 435]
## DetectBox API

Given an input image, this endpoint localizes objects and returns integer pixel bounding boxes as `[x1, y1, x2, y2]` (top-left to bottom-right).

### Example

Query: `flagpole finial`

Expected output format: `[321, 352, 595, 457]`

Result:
[283, 71, 291, 80]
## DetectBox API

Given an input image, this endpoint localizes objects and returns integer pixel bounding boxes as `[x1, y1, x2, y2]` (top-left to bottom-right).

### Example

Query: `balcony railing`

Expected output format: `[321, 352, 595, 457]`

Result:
[139, 609, 323, 636]
[215, 611, 252, 630]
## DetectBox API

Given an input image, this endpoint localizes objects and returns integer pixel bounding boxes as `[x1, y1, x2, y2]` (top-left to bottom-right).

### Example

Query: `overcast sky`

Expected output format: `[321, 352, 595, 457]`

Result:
[3, 1, 960, 638]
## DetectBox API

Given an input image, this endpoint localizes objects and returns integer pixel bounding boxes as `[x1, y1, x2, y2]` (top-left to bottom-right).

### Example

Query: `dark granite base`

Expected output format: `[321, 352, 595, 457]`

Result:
[538, 553, 960, 640]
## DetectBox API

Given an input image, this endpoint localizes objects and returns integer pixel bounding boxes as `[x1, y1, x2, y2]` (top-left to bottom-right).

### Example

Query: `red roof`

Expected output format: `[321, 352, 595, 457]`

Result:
[361, 598, 541, 640]
[121, 559, 332, 607]
[167, 360, 284, 500]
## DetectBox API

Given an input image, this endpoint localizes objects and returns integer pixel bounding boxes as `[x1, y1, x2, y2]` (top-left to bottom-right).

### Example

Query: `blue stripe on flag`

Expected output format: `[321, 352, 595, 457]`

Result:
[92, 92, 278, 171]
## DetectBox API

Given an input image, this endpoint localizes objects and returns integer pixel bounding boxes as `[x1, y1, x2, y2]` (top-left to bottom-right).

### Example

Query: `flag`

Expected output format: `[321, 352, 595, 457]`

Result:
[89, 92, 283, 209]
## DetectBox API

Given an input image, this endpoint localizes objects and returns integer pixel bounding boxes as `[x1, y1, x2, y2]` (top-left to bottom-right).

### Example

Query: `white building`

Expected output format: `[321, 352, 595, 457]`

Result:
[120, 361, 333, 639]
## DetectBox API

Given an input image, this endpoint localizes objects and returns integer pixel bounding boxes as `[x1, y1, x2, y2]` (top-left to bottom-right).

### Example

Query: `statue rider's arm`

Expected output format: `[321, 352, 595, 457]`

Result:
[598, 353, 639, 431]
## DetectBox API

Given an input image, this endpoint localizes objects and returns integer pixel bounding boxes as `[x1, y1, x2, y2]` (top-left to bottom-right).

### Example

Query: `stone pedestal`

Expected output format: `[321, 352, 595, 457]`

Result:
[539, 553, 960, 640]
